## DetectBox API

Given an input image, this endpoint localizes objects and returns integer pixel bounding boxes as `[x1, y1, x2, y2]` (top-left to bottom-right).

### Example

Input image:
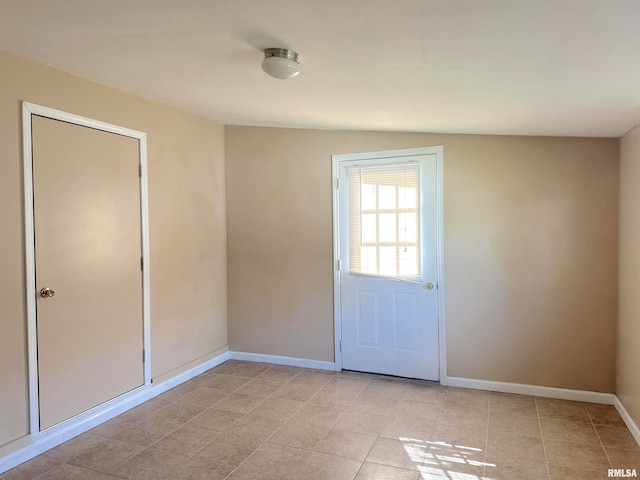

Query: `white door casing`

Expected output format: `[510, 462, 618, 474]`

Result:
[22, 102, 151, 436]
[332, 147, 446, 382]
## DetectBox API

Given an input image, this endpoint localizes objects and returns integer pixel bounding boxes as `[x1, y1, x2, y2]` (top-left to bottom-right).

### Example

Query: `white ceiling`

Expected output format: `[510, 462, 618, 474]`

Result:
[1, 0, 639, 137]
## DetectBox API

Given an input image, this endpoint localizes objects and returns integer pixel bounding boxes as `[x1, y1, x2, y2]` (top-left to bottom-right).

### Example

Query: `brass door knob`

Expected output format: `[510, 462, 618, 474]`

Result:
[40, 287, 55, 298]
[424, 282, 434, 290]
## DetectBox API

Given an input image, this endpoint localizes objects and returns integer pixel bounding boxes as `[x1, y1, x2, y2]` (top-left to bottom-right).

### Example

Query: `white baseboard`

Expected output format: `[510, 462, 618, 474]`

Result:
[3, 354, 636, 474]
[446, 376, 615, 405]
[614, 396, 640, 447]
[151, 350, 230, 395]
[450, 376, 639, 448]
[228, 351, 337, 371]
[0, 350, 230, 475]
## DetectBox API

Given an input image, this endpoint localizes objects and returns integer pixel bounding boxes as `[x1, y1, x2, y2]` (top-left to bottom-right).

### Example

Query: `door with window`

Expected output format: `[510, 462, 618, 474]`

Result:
[336, 149, 440, 381]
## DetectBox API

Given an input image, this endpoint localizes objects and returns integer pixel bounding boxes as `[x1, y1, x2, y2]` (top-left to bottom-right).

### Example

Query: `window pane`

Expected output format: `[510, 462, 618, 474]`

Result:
[398, 186, 417, 208]
[348, 163, 421, 280]
[378, 185, 396, 209]
[360, 246, 377, 274]
[361, 183, 376, 210]
[399, 212, 417, 243]
[362, 214, 377, 243]
[399, 246, 418, 276]
[379, 246, 396, 276]
[378, 213, 396, 243]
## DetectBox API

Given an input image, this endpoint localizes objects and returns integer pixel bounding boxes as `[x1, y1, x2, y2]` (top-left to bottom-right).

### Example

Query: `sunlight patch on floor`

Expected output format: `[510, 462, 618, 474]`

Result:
[398, 436, 489, 480]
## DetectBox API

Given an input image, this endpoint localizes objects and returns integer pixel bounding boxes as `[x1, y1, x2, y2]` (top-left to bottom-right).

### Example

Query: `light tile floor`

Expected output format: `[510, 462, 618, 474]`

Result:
[2, 360, 639, 480]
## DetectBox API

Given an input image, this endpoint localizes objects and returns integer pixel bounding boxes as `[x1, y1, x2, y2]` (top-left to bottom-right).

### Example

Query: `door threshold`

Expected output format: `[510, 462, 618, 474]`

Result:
[341, 369, 441, 385]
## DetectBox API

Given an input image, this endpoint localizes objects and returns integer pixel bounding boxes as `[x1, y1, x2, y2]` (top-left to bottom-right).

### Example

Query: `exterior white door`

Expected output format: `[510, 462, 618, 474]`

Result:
[336, 148, 441, 381]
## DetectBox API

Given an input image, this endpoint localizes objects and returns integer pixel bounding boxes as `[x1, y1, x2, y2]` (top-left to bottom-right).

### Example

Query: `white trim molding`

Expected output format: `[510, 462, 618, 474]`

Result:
[331, 155, 343, 372]
[449, 376, 638, 447]
[3, 353, 638, 474]
[0, 351, 230, 475]
[228, 351, 337, 371]
[614, 396, 640, 446]
[434, 150, 447, 384]
[447, 376, 615, 405]
[331, 146, 446, 382]
[21, 102, 152, 437]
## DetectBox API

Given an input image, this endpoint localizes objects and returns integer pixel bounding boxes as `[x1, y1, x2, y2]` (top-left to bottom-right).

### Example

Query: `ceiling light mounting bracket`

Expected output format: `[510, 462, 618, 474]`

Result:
[264, 48, 299, 63]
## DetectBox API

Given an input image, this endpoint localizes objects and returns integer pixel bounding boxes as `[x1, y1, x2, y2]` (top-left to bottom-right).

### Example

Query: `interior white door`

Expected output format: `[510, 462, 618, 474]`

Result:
[32, 115, 144, 430]
[338, 152, 439, 380]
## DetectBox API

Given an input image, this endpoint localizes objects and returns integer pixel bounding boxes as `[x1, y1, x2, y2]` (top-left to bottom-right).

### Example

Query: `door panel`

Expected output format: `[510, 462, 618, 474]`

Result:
[394, 292, 418, 352]
[339, 153, 439, 380]
[357, 290, 380, 347]
[32, 115, 144, 430]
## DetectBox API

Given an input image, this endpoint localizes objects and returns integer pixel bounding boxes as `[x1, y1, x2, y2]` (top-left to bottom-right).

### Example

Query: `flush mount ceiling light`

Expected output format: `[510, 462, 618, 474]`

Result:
[261, 48, 300, 79]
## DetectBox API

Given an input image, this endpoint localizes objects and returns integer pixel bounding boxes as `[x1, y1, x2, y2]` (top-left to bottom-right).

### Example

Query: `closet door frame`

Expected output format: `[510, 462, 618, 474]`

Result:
[22, 101, 152, 437]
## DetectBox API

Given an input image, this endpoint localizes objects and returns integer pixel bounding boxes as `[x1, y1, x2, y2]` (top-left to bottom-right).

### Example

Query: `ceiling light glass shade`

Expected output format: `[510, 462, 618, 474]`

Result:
[262, 48, 300, 79]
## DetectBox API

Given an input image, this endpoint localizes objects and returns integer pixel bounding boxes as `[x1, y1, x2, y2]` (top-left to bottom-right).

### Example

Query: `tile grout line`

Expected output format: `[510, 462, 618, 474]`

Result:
[14, 363, 638, 480]
[286, 373, 371, 479]
[534, 396, 553, 480]
[172, 362, 280, 477]
[121, 362, 274, 479]
[341, 376, 377, 479]
[188, 368, 270, 451]
[483, 392, 491, 480]
[220, 363, 308, 479]
[588, 406, 615, 469]
[225, 365, 342, 479]
[225, 364, 301, 479]
[86, 386, 190, 472]
[4, 361, 271, 480]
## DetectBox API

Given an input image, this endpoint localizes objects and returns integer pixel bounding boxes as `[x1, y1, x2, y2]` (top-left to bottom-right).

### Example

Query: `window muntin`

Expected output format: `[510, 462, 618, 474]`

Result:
[347, 163, 421, 281]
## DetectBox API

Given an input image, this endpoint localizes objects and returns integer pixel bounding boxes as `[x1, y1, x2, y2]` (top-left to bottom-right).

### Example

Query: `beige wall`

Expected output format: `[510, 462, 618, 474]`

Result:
[618, 123, 640, 428]
[0, 50, 227, 449]
[0, 45, 625, 456]
[226, 126, 619, 392]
